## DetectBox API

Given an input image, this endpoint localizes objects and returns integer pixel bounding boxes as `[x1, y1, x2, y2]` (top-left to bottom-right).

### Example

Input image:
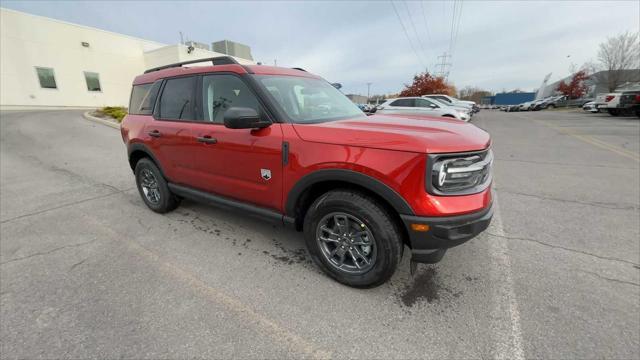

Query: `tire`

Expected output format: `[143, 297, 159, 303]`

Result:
[134, 158, 180, 213]
[547, 104, 555, 109]
[607, 109, 620, 116]
[303, 190, 403, 288]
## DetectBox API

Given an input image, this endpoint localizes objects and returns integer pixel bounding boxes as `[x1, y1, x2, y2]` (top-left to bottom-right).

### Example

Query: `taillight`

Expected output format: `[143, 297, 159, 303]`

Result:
[635, 95, 640, 103]
[605, 95, 614, 102]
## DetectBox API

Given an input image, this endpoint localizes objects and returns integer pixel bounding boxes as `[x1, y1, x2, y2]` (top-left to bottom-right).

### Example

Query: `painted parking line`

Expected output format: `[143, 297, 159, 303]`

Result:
[531, 118, 640, 162]
[487, 194, 526, 360]
[87, 216, 332, 360]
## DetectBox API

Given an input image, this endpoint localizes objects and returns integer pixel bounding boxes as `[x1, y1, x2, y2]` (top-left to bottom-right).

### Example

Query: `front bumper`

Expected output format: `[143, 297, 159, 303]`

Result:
[400, 203, 493, 263]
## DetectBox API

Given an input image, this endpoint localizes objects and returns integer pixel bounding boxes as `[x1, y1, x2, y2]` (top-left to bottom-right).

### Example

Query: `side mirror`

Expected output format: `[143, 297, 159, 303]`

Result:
[223, 107, 271, 129]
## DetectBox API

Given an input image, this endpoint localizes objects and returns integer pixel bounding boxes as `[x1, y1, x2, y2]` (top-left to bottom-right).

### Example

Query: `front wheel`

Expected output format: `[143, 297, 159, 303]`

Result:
[303, 190, 403, 288]
[607, 109, 620, 116]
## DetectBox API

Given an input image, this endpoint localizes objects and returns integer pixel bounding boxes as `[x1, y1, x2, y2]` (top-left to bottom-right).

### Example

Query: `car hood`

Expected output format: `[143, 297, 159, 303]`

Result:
[292, 114, 490, 154]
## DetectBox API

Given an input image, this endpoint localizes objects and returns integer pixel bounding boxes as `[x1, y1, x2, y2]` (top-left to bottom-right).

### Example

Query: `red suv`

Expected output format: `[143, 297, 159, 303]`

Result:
[121, 57, 493, 288]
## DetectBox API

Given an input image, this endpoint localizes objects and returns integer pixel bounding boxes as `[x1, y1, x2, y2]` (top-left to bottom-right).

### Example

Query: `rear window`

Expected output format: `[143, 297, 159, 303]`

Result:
[129, 81, 161, 115]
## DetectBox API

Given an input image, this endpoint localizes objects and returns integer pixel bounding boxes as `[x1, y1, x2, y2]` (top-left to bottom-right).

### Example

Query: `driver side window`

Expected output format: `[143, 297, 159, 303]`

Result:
[201, 74, 262, 124]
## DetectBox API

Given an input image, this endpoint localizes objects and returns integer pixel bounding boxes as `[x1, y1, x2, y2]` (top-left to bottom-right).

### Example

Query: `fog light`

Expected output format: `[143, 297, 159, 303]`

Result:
[411, 224, 430, 232]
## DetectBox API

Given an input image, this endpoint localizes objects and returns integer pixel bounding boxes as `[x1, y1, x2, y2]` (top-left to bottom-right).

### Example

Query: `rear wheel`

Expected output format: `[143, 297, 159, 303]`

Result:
[607, 108, 620, 116]
[303, 190, 403, 288]
[134, 158, 180, 213]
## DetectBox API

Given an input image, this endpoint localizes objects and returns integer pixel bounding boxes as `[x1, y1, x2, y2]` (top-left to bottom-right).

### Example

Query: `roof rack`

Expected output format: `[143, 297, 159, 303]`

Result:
[144, 56, 240, 74]
[291, 67, 307, 72]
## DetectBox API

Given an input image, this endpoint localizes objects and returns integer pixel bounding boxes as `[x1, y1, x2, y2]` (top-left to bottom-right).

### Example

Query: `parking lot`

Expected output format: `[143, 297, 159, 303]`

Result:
[1, 109, 638, 358]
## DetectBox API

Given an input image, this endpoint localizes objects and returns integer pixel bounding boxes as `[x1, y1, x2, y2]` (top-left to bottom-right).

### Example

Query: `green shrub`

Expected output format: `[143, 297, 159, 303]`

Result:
[98, 106, 127, 122]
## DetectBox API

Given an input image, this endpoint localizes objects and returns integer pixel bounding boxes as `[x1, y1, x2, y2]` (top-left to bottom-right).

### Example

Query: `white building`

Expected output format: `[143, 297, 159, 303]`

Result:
[0, 8, 254, 110]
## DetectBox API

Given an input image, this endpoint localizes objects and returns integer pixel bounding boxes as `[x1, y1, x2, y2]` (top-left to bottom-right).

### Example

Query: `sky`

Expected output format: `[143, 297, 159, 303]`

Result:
[2, 0, 639, 96]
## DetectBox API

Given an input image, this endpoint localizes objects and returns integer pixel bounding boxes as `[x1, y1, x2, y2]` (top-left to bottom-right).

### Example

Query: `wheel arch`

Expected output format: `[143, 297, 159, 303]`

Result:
[285, 170, 414, 246]
[128, 143, 167, 178]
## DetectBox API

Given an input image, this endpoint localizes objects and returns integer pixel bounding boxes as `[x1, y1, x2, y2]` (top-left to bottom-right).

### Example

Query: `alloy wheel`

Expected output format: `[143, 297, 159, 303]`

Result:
[315, 212, 376, 274]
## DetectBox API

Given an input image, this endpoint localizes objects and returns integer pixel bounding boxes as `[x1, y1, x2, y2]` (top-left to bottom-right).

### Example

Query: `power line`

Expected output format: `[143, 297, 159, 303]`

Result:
[402, 0, 428, 61]
[419, 1, 433, 49]
[451, 0, 464, 56]
[390, 0, 426, 69]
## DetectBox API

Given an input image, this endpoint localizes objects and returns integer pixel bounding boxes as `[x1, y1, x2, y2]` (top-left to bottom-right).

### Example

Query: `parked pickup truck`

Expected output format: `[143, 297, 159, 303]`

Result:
[121, 57, 493, 288]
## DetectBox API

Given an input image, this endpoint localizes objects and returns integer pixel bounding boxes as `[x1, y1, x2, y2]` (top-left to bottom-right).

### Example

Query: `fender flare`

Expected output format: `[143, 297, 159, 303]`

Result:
[285, 169, 415, 217]
[127, 143, 168, 178]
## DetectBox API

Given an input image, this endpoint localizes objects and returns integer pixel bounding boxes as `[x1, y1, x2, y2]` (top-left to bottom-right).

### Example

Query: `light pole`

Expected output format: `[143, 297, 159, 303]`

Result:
[366, 82, 372, 104]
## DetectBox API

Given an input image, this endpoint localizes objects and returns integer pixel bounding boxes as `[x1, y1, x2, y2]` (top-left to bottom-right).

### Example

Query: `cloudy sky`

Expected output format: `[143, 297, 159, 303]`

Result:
[3, 0, 638, 95]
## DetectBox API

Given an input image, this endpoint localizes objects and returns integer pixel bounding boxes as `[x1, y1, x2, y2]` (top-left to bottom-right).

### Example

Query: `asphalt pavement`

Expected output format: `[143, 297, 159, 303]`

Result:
[1, 109, 638, 359]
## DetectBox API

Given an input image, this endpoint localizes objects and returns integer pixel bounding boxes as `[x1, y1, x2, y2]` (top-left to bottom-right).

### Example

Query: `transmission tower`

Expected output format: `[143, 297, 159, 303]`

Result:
[436, 52, 452, 80]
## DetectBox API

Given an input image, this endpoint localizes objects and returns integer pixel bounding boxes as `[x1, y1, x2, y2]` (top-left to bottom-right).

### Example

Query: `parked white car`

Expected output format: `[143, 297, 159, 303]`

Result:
[422, 94, 477, 112]
[425, 97, 474, 116]
[377, 97, 471, 121]
[582, 101, 599, 113]
[519, 101, 534, 111]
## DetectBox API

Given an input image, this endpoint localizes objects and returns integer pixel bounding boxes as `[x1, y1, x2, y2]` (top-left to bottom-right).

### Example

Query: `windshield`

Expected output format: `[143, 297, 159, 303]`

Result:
[255, 75, 366, 123]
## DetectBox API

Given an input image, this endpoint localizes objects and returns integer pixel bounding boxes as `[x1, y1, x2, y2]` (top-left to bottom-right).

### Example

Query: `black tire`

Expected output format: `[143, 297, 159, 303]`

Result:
[303, 190, 403, 288]
[134, 158, 180, 213]
[547, 104, 555, 109]
[607, 108, 620, 116]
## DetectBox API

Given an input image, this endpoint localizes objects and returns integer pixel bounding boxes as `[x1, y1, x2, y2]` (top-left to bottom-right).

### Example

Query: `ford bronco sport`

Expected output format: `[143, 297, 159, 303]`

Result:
[121, 57, 493, 288]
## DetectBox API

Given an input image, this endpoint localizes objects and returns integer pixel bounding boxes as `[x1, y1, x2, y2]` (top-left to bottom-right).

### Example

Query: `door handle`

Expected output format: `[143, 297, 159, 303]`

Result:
[196, 135, 217, 144]
[148, 130, 161, 138]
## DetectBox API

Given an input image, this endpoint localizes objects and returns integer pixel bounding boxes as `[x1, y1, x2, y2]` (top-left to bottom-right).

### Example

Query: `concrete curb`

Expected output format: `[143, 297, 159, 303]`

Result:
[83, 111, 120, 130]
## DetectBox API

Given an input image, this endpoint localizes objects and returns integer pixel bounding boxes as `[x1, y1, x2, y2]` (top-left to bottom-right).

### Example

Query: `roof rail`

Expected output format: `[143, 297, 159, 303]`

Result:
[144, 56, 240, 74]
[292, 67, 307, 72]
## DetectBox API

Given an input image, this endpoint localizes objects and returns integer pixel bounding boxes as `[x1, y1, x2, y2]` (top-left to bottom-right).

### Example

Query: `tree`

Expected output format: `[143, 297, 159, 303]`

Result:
[458, 86, 492, 103]
[399, 72, 455, 97]
[556, 70, 589, 99]
[597, 31, 640, 91]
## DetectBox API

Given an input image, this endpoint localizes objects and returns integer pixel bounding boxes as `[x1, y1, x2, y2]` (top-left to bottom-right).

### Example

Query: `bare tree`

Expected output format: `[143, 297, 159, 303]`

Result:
[597, 31, 640, 91]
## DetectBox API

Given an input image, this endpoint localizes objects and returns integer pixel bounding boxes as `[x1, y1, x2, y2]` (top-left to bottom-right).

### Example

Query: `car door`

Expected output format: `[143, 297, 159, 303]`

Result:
[145, 76, 198, 184]
[188, 73, 284, 212]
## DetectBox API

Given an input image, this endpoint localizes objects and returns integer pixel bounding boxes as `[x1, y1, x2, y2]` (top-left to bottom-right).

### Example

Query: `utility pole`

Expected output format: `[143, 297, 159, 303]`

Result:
[366, 82, 372, 104]
[436, 52, 452, 79]
[274, 59, 277, 66]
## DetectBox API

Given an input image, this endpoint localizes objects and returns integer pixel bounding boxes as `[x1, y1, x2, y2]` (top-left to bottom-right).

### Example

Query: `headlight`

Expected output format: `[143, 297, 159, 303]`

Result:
[426, 149, 493, 195]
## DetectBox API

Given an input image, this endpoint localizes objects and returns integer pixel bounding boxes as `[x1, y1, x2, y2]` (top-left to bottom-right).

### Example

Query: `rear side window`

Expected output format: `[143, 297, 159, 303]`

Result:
[158, 77, 196, 120]
[129, 81, 161, 115]
[390, 99, 415, 107]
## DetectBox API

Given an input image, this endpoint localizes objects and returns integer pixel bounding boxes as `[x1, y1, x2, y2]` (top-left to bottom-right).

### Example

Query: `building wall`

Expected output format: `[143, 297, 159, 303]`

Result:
[539, 69, 640, 99]
[0, 8, 255, 109]
[493, 92, 536, 105]
[212, 40, 253, 61]
[0, 8, 165, 109]
[346, 94, 368, 104]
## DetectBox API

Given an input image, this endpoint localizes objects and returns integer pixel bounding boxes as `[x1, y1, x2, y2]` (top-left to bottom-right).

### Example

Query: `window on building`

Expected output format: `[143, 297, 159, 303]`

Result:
[129, 81, 161, 115]
[35, 67, 57, 89]
[84, 72, 101, 91]
[159, 77, 195, 120]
